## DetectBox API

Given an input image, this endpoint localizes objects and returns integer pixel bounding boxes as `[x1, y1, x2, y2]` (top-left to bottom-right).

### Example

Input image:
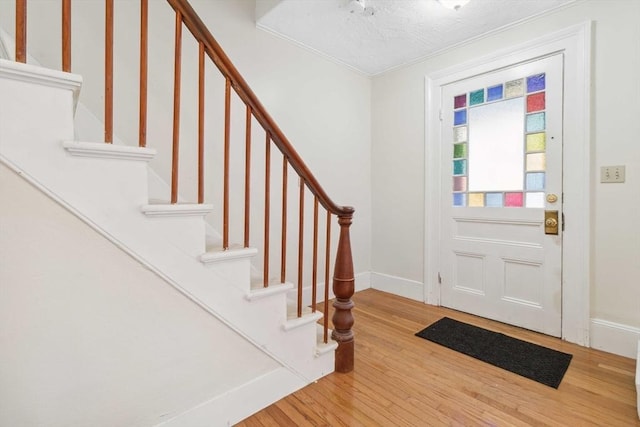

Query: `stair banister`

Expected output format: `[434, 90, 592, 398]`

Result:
[11, 0, 356, 374]
[166, 0, 356, 372]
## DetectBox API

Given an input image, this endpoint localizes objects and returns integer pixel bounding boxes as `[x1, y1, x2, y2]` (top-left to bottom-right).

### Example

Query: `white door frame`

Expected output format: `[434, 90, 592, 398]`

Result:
[424, 22, 592, 346]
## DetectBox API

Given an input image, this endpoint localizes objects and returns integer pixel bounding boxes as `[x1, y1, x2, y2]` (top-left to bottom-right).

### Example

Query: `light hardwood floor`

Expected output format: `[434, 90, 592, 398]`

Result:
[238, 289, 639, 426]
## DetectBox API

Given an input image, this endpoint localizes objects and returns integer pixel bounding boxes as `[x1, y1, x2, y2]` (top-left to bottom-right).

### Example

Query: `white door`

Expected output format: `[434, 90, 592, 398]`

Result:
[440, 54, 563, 336]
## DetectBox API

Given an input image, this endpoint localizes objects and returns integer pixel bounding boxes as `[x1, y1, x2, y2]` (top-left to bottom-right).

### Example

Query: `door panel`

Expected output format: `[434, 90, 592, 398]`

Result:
[440, 54, 563, 336]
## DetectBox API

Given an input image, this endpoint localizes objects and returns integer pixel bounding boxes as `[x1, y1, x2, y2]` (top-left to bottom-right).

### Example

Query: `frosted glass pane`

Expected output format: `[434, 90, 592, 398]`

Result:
[453, 159, 467, 175]
[468, 193, 484, 207]
[527, 92, 545, 112]
[505, 79, 524, 98]
[454, 126, 468, 143]
[526, 192, 545, 208]
[487, 85, 503, 101]
[468, 97, 524, 192]
[526, 112, 545, 132]
[454, 110, 467, 126]
[527, 73, 545, 92]
[505, 192, 523, 207]
[453, 176, 467, 192]
[485, 193, 503, 207]
[470, 89, 484, 106]
[526, 133, 546, 152]
[453, 193, 466, 207]
[526, 172, 545, 190]
[454, 94, 467, 109]
[453, 143, 467, 158]
[526, 153, 546, 171]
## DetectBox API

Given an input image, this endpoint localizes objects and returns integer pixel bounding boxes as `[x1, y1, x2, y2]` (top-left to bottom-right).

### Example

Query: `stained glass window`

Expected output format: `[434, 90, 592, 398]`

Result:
[451, 72, 548, 208]
[470, 89, 485, 106]
[454, 110, 467, 126]
[487, 84, 503, 102]
[454, 94, 467, 109]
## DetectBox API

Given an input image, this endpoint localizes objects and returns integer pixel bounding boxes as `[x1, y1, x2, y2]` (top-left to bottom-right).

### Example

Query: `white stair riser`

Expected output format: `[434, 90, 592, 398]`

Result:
[203, 257, 253, 291]
[144, 216, 207, 257]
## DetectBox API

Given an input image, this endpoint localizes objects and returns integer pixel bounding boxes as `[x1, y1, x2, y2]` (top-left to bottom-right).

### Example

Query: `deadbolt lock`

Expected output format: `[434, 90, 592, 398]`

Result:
[546, 194, 558, 203]
[545, 210, 559, 235]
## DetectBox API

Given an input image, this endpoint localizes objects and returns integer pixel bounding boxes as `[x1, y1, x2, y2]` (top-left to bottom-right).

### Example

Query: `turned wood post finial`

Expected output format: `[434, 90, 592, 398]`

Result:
[332, 214, 355, 373]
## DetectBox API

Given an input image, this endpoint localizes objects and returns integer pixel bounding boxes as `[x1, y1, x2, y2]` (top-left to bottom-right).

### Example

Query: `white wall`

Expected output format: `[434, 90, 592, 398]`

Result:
[0, 0, 372, 285]
[0, 162, 280, 426]
[372, 0, 640, 340]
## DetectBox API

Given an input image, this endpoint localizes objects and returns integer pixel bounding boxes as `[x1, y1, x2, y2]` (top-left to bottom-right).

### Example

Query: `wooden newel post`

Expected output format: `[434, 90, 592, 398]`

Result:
[332, 213, 355, 373]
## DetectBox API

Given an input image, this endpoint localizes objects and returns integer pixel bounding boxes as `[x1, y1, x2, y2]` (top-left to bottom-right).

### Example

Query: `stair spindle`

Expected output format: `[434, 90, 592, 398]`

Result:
[223, 77, 230, 247]
[297, 180, 304, 318]
[312, 197, 319, 313]
[263, 133, 271, 287]
[281, 157, 288, 283]
[105, 0, 114, 143]
[198, 41, 205, 203]
[15, 0, 26, 63]
[170, 10, 182, 203]
[324, 211, 331, 343]
[62, 0, 71, 72]
[139, 0, 148, 147]
[244, 106, 252, 247]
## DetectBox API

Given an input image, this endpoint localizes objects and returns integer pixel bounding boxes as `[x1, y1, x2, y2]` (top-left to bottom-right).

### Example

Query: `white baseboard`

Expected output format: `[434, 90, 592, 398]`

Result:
[154, 366, 306, 427]
[590, 318, 640, 359]
[370, 272, 424, 302]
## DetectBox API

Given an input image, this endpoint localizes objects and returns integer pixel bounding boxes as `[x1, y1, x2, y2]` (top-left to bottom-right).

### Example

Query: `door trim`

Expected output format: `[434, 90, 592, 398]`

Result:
[424, 22, 592, 346]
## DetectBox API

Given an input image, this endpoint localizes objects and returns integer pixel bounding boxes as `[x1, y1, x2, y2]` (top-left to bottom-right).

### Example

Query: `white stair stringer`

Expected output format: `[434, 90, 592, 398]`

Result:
[0, 59, 336, 418]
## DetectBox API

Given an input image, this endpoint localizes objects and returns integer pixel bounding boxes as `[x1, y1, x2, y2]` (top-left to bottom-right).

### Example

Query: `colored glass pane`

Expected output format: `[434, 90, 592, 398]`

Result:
[527, 92, 545, 112]
[454, 94, 467, 109]
[487, 84, 503, 102]
[526, 112, 545, 132]
[526, 133, 546, 152]
[453, 159, 467, 175]
[485, 193, 503, 207]
[470, 89, 485, 106]
[526, 153, 546, 171]
[526, 172, 545, 190]
[525, 192, 545, 208]
[468, 193, 484, 207]
[505, 79, 524, 98]
[453, 176, 467, 192]
[454, 110, 467, 126]
[527, 73, 545, 93]
[504, 192, 524, 207]
[454, 126, 468, 143]
[453, 143, 467, 159]
[453, 193, 466, 207]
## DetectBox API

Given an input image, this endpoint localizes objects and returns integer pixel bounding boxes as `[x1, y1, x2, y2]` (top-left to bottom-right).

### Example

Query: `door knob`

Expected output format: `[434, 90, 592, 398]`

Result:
[545, 218, 558, 227]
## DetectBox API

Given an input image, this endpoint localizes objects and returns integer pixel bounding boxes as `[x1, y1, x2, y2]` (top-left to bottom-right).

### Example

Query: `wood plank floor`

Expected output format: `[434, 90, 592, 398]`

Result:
[237, 289, 639, 426]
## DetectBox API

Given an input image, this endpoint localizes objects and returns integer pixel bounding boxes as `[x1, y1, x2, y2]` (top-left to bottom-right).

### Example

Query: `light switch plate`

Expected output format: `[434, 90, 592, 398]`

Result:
[600, 165, 625, 183]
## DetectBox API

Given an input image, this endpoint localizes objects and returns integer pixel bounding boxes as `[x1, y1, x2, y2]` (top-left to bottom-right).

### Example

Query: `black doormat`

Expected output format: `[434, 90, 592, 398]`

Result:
[415, 317, 572, 388]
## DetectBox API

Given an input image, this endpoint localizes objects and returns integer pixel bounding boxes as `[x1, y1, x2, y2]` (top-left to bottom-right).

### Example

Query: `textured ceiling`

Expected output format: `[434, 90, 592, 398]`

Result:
[256, 0, 576, 76]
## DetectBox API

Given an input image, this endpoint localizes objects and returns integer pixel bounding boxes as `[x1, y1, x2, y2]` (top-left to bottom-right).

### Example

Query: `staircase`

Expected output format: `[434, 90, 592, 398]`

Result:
[0, 0, 355, 424]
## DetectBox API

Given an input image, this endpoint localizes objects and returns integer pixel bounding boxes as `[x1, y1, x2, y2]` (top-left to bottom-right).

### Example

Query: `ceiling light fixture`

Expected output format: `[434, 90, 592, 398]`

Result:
[437, 0, 471, 11]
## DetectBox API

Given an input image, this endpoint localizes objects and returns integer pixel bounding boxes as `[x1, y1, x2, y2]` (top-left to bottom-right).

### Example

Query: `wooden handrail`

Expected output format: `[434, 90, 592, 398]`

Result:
[165, 0, 354, 218]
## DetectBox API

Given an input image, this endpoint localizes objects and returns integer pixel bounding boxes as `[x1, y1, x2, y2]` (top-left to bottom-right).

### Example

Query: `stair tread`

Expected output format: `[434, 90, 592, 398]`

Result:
[200, 246, 258, 263]
[141, 202, 213, 217]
